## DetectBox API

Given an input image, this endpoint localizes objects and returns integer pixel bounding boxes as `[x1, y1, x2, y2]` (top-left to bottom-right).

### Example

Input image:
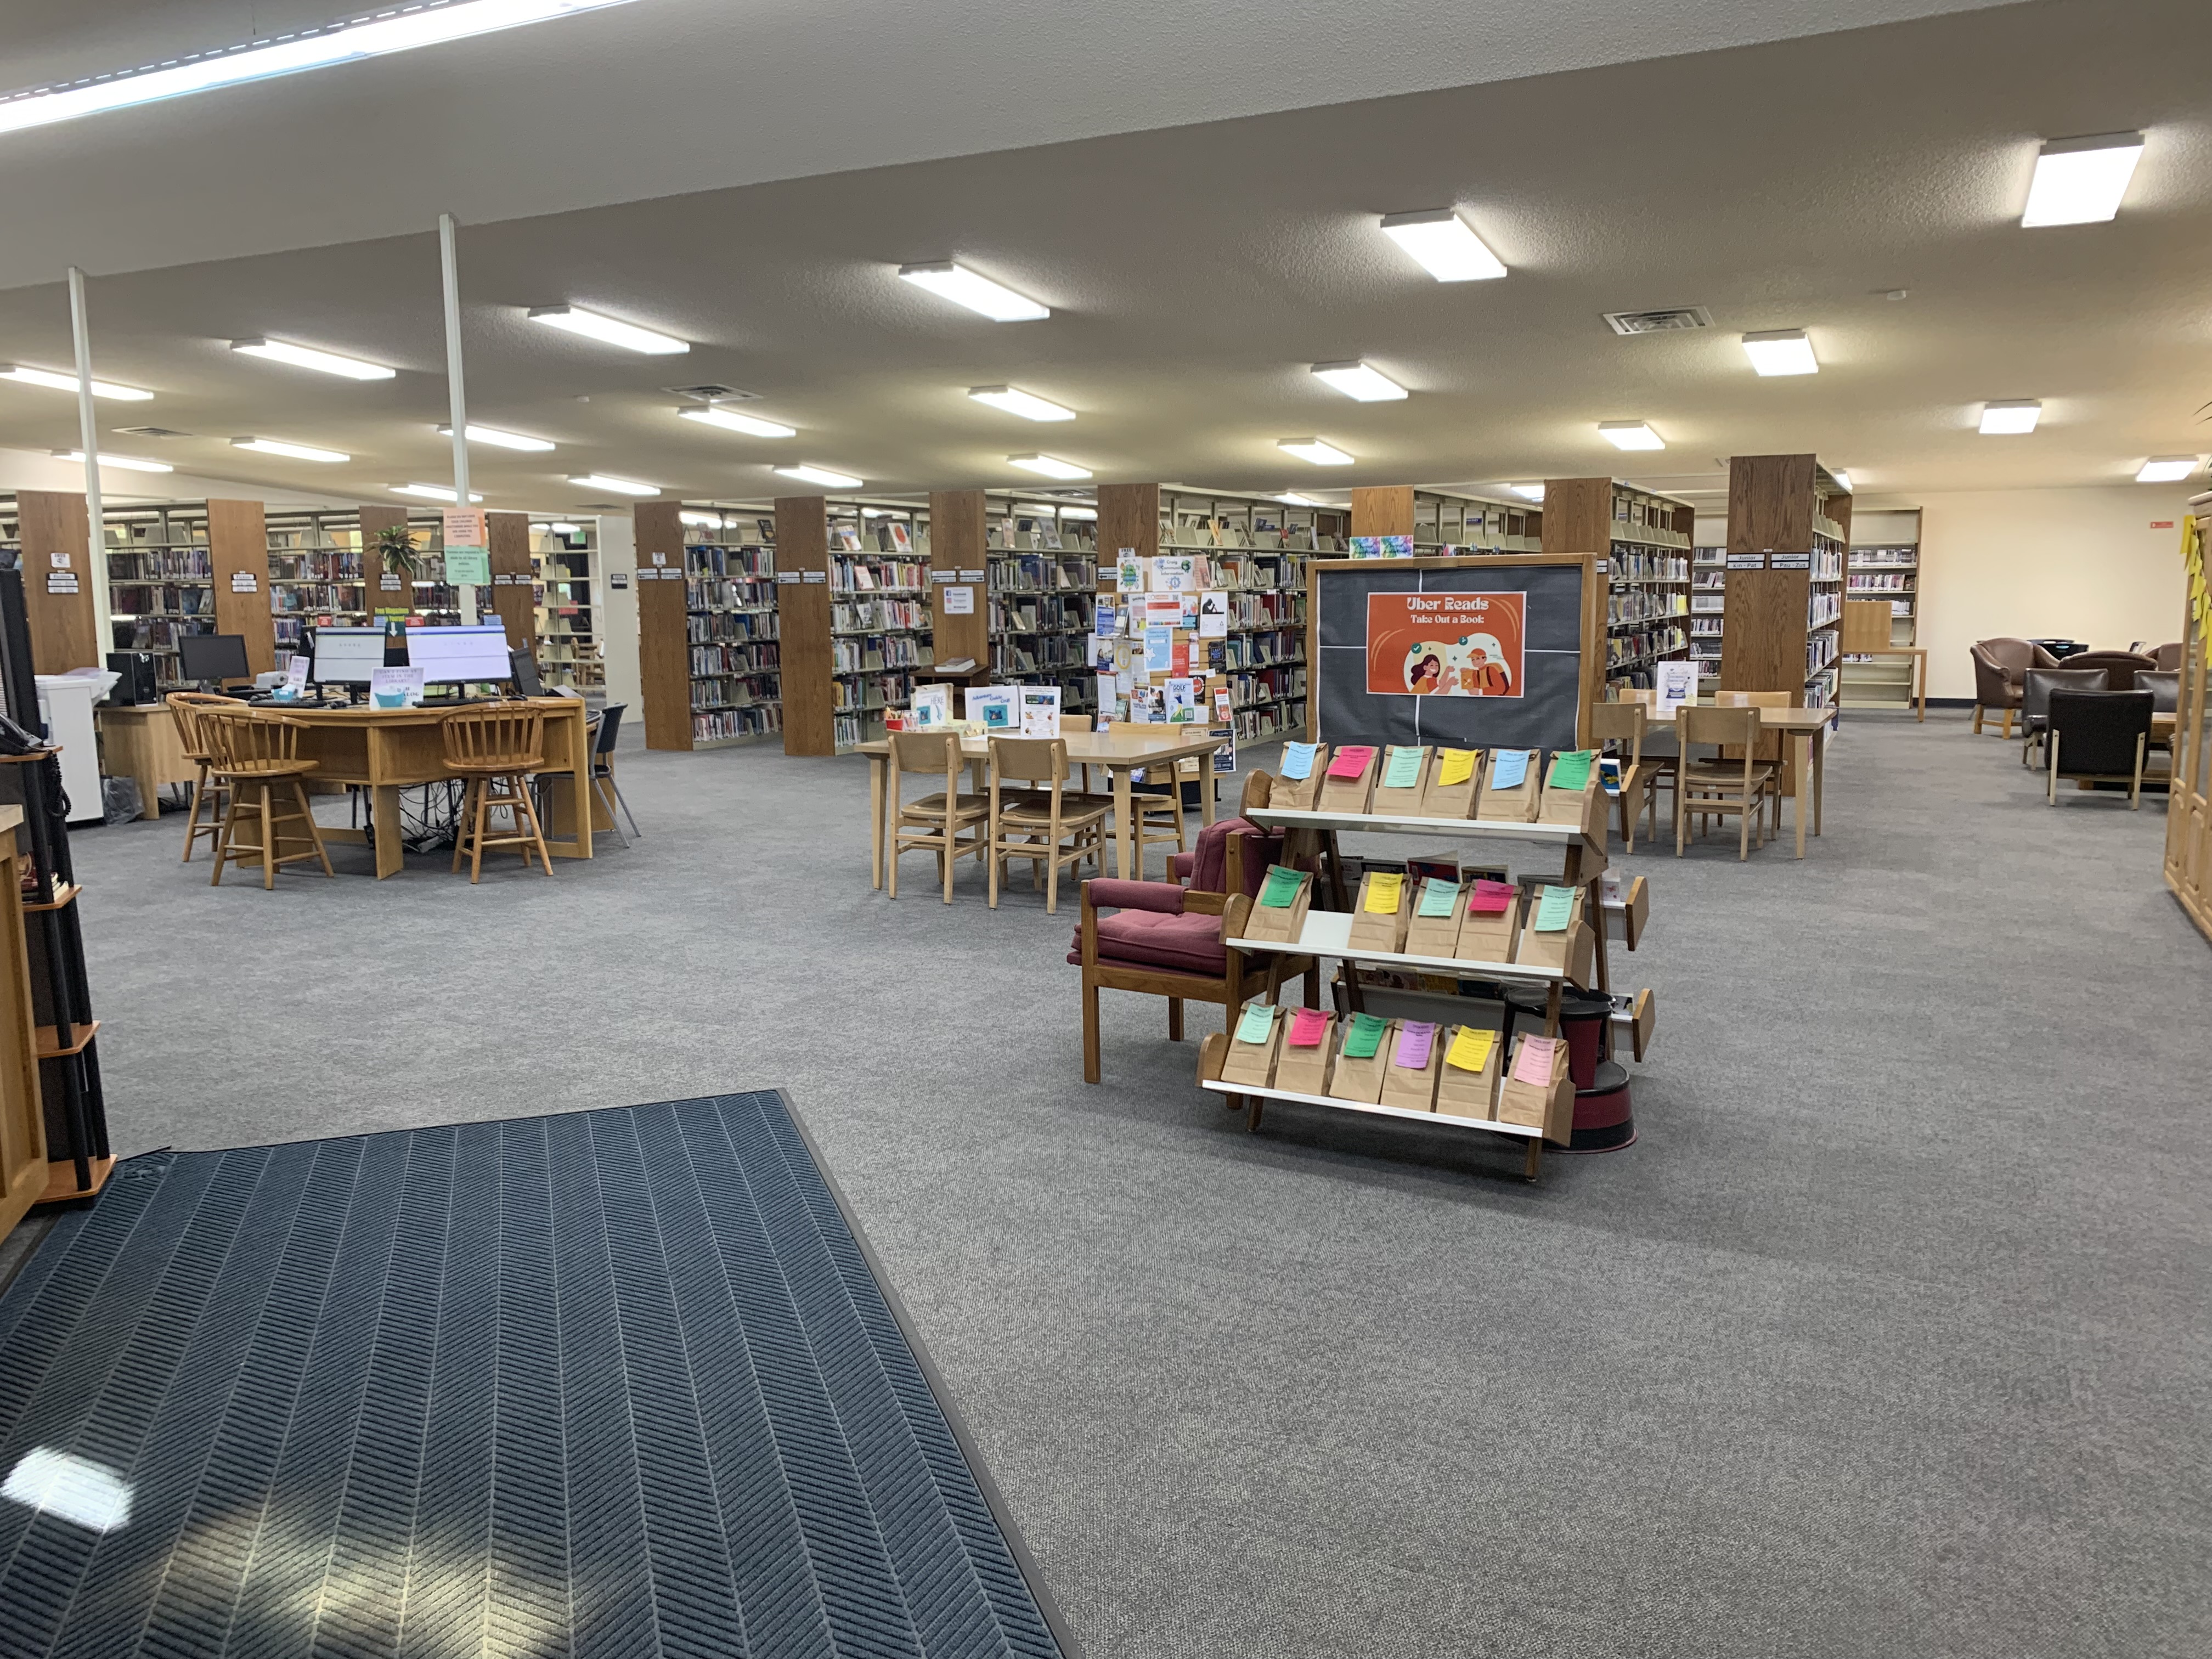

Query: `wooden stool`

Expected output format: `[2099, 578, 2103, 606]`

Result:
[443, 706, 554, 882]
[203, 711, 335, 889]
[166, 692, 236, 863]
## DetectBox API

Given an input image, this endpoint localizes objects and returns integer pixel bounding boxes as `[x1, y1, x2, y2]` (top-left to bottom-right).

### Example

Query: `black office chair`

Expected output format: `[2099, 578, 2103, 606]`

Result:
[591, 703, 640, 841]
[2018, 666, 2107, 767]
[2044, 689, 2153, 809]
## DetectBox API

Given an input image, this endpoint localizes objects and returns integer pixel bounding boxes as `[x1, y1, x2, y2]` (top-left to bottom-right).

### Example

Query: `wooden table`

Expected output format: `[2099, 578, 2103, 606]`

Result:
[242, 699, 596, 878]
[1668, 704, 1833, 858]
[95, 705, 198, 820]
[856, 726, 1228, 887]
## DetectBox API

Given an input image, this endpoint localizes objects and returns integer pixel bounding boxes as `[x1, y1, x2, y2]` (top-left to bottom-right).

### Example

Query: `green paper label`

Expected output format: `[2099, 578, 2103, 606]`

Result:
[1259, 865, 1304, 909]
[1533, 885, 1575, 932]
[1383, 746, 1423, 789]
[1549, 749, 1594, 791]
[1416, 877, 1458, 918]
[1236, 1003, 1277, 1044]
[1343, 1013, 1387, 1059]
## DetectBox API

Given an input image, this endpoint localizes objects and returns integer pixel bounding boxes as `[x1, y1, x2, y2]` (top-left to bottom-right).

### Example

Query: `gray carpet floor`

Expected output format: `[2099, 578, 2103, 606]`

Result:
[50, 712, 2212, 1659]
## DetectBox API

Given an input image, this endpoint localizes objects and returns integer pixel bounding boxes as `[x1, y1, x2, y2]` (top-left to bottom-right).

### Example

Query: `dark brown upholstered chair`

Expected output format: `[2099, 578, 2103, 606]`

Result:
[2050, 650, 2158, 692]
[2019, 667, 2109, 766]
[2149, 642, 2184, 672]
[2044, 690, 2153, 808]
[1970, 637, 2060, 736]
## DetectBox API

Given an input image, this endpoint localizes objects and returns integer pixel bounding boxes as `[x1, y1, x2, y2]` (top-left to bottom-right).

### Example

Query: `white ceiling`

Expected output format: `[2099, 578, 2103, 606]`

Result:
[0, 0, 2204, 514]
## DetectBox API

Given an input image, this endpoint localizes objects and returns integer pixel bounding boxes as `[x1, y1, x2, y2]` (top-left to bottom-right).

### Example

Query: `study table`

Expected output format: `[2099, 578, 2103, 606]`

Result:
[94, 705, 196, 820]
[856, 726, 1228, 887]
[1636, 704, 1835, 858]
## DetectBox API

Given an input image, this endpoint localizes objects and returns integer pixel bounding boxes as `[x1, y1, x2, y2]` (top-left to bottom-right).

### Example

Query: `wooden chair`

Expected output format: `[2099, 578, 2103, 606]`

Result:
[1714, 691, 1791, 842]
[984, 737, 1109, 912]
[202, 710, 335, 889]
[1108, 721, 1195, 878]
[1675, 704, 1778, 860]
[890, 730, 989, 902]
[442, 705, 554, 881]
[1590, 701, 1659, 851]
[166, 692, 235, 863]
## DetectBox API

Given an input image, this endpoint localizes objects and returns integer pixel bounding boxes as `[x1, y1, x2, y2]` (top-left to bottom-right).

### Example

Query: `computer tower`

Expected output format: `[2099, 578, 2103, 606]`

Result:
[106, 650, 159, 705]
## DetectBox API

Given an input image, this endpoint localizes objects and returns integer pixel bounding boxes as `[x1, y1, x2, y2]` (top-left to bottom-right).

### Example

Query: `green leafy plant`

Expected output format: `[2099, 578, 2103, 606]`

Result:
[375, 523, 422, 580]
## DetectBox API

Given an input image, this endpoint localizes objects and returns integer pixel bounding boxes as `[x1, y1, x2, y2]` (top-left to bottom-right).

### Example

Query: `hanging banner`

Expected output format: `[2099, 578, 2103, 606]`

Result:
[1365, 591, 1526, 698]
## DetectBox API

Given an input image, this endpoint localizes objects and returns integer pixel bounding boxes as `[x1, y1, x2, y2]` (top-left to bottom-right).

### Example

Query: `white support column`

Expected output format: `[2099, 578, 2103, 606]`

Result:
[66, 267, 112, 657]
[437, 212, 479, 625]
[596, 514, 640, 714]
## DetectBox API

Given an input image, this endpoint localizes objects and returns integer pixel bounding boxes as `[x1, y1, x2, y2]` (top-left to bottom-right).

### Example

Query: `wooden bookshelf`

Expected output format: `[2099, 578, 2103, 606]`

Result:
[485, 511, 534, 655]
[1840, 529, 1921, 708]
[1350, 487, 1414, 539]
[1719, 454, 1850, 708]
[16, 490, 99, 673]
[1542, 478, 1694, 697]
[1414, 488, 1543, 553]
[982, 491, 1096, 715]
[826, 498, 930, 751]
[669, 505, 778, 746]
[776, 495, 836, 757]
[104, 503, 213, 688]
[637, 500, 693, 751]
[531, 517, 605, 693]
[206, 499, 277, 678]
[930, 489, 989, 680]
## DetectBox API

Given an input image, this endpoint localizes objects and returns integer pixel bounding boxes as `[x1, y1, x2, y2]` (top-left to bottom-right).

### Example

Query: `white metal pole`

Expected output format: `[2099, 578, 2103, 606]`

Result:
[437, 212, 478, 624]
[66, 267, 113, 660]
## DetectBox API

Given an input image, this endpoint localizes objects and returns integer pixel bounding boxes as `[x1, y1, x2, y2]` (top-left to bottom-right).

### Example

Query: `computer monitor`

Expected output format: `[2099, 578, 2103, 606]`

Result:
[509, 648, 544, 697]
[407, 624, 514, 686]
[310, 627, 388, 687]
[177, 633, 250, 685]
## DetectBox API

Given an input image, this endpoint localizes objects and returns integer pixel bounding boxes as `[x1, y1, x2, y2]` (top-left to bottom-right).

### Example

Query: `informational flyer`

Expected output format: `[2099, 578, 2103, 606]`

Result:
[1365, 591, 1526, 698]
[369, 666, 425, 709]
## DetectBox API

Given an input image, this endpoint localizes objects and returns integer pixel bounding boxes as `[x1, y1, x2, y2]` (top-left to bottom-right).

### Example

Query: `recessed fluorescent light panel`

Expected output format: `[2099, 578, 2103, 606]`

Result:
[549, 521, 582, 534]
[2136, 456, 2200, 483]
[897, 263, 1049, 321]
[1378, 209, 1508, 282]
[567, 472, 659, 496]
[528, 305, 688, 355]
[230, 338, 393, 380]
[0, 1, 636, 137]
[969, 386, 1074, 421]
[437, 422, 555, 452]
[1007, 454, 1092, 481]
[1598, 421, 1666, 452]
[1831, 470, 1854, 492]
[233, 436, 348, 462]
[1279, 438, 1355, 466]
[0, 364, 151, 400]
[1509, 483, 1547, 501]
[1275, 493, 1323, 507]
[679, 510, 726, 527]
[2021, 132, 2145, 227]
[391, 483, 483, 502]
[1311, 361, 1408, 402]
[52, 449, 172, 473]
[774, 464, 864, 489]
[1741, 329, 1819, 376]
[678, 406, 797, 439]
[1978, 400, 2041, 435]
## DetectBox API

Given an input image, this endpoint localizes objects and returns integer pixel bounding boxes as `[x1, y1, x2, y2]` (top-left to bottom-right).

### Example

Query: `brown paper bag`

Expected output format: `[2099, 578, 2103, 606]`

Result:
[1268, 744, 1329, 810]
[1539, 751, 1601, 830]
[1401, 876, 1468, 959]
[1346, 869, 1412, 953]
[1370, 745, 1430, 817]
[1412, 747, 1482, 819]
[1273, 1009, 1337, 1094]
[1327, 1015, 1395, 1104]
[1513, 885, 1588, 973]
[1219, 1003, 1287, 1088]
[1454, 878, 1522, 964]
[1496, 1031, 1574, 1144]
[1238, 866, 1313, 945]
[1378, 1020, 1443, 1110]
[1316, 744, 1379, 814]
[1434, 1024, 1504, 1119]
[1479, 748, 1541, 821]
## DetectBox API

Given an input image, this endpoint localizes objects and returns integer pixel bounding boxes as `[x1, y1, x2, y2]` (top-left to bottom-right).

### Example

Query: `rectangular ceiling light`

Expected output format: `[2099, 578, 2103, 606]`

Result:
[969, 385, 1074, 421]
[1978, 400, 2041, 435]
[1279, 438, 1355, 466]
[1312, 361, 1408, 402]
[1509, 483, 1546, 501]
[231, 338, 393, 380]
[897, 263, 1049, 321]
[528, 304, 688, 354]
[1741, 329, 1819, 376]
[1378, 209, 1508, 282]
[52, 449, 172, 473]
[568, 472, 660, 495]
[391, 482, 484, 503]
[1274, 492, 1324, 507]
[679, 510, 726, 527]
[1007, 454, 1092, 481]
[2022, 133, 2146, 227]
[1598, 421, 1665, 451]
[678, 406, 797, 439]
[0, 363, 151, 400]
[0, 1, 637, 138]
[437, 422, 556, 452]
[549, 521, 583, 534]
[1831, 470, 1854, 492]
[233, 436, 348, 462]
[2136, 456, 2200, 483]
[775, 464, 864, 489]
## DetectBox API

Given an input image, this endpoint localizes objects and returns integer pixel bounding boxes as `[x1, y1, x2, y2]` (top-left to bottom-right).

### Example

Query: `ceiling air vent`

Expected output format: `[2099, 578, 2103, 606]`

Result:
[664, 383, 757, 403]
[1603, 307, 1712, 336]
[112, 425, 191, 438]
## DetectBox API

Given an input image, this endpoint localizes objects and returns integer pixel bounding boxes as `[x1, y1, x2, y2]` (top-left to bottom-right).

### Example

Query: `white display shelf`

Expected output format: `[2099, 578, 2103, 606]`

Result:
[1197, 1077, 1543, 1138]
[1246, 806, 1596, 847]
[1227, 909, 1571, 982]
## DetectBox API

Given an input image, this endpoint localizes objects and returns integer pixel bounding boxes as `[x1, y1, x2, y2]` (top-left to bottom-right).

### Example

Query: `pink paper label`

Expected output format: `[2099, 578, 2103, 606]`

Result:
[1468, 878, 1515, 915]
[1289, 1008, 1331, 1047]
[1327, 746, 1374, 779]
[1393, 1020, 1437, 1068]
[1513, 1034, 1560, 1087]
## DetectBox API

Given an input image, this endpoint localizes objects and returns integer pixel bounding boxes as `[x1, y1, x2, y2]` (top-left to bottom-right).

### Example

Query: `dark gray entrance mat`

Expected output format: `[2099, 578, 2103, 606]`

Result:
[0, 1092, 1071, 1657]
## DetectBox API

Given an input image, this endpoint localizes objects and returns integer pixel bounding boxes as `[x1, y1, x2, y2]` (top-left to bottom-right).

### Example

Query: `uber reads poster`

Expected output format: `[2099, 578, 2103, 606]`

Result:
[1365, 591, 1526, 698]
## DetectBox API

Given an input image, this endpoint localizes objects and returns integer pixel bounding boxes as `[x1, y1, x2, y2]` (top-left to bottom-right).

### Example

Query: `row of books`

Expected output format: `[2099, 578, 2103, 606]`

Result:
[1605, 625, 1689, 670]
[695, 704, 783, 742]
[690, 641, 781, 678]
[1610, 549, 1690, 582]
[1846, 573, 1913, 591]
[994, 634, 1089, 674]
[1808, 592, 1842, 628]
[109, 584, 211, 617]
[1003, 670, 1097, 713]
[989, 554, 1097, 593]
[685, 544, 774, 579]
[1224, 665, 1307, 710]
[687, 610, 777, 644]
[690, 678, 781, 710]
[833, 556, 929, 592]
[268, 551, 365, 580]
[833, 634, 930, 672]
[270, 584, 358, 614]
[1606, 591, 1689, 626]
[1218, 630, 1303, 670]
[833, 598, 929, 633]
[686, 577, 775, 612]
[106, 550, 214, 580]
[1226, 590, 1304, 629]
[834, 670, 919, 712]
[1234, 699, 1307, 742]
[985, 522, 1094, 552]
[992, 595, 1093, 635]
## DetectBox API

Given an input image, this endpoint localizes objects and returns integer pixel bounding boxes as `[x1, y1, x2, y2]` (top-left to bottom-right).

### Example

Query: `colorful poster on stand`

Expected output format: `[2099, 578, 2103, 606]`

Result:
[1365, 591, 1526, 698]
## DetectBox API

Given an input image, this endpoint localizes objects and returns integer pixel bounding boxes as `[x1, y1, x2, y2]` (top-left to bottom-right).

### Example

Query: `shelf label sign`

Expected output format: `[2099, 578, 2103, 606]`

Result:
[1365, 591, 1525, 698]
[1768, 552, 1812, 570]
[1726, 552, 1767, 569]
[229, 572, 258, 592]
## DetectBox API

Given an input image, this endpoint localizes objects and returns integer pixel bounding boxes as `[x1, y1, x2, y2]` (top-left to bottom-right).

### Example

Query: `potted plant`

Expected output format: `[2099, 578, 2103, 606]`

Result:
[375, 523, 422, 582]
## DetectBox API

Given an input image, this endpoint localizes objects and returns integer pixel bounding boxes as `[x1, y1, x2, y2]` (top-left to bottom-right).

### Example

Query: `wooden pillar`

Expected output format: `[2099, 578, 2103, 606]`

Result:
[486, 511, 534, 656]
[1096, 483, 1160, 568]
[776, 496, 834, 755]
[1539, 479, 1615, 556]
[1349, 486, 1414, 539]
[927, 489, 988, 670]
[16, 491, 98, 673]
[207, 500, 276, 678]
[635, 501, 692, 752]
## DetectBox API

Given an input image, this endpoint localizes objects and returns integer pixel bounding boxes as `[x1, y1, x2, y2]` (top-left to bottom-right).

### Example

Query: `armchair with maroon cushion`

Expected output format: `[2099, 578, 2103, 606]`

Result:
[2045, 650, 2156, 691]
[1970, 637, 2061, 736]
[1070, 812, 1318, 1084]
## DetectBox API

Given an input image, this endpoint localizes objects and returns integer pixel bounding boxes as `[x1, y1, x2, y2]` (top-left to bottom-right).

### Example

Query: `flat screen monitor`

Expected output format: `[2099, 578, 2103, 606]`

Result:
[408, 624, 514, 685]
[311, 627, 388, 686]
[509, 649, 544, 698]
[176, 633, 250, 683]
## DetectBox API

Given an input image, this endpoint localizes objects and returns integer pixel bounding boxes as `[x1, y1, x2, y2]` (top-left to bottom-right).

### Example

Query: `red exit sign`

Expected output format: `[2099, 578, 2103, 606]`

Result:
[2151, 520, 2175, 529]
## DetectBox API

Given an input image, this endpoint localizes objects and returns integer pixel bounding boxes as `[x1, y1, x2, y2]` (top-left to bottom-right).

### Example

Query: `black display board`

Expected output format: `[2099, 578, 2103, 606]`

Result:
[1311, 557, 1590, 752]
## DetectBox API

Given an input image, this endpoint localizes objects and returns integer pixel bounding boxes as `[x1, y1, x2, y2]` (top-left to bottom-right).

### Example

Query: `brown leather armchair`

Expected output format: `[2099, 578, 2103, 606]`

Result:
[1971, 637, 2059, 736]
[2049, 650, 2156, 691]
[2148, 642, 2183, 672]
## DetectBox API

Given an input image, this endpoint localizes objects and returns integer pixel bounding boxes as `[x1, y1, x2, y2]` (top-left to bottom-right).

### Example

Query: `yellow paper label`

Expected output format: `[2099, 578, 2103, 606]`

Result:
[1364, 871, 1403, 913]
[1437, 748, 1477, 786]
[1446, 1026, 1494, 1073]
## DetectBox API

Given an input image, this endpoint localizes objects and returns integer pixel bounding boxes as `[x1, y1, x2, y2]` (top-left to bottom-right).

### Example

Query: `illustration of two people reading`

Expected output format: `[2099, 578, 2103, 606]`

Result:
[1403, 633, 1514, 697]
